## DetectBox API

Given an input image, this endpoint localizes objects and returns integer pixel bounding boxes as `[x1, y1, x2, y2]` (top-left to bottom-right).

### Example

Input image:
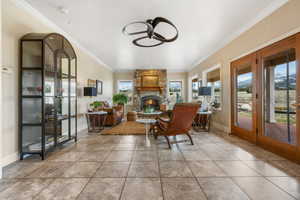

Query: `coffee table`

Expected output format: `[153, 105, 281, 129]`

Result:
[136, 118, 156, 146]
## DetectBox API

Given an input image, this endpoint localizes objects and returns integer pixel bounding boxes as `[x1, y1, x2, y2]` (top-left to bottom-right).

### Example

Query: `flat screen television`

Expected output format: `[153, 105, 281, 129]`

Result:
[198, 87, 212, 96]
[84, 87, 97, 96]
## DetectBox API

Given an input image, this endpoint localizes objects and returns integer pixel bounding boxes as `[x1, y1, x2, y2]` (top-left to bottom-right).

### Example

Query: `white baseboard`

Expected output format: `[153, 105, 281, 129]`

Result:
[1, 152, 19, 167]
[211, 121, 230, 133]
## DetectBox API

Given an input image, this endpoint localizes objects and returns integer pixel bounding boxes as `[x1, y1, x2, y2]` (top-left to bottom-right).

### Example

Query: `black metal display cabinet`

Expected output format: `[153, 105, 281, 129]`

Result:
[19, 33, 77, 160]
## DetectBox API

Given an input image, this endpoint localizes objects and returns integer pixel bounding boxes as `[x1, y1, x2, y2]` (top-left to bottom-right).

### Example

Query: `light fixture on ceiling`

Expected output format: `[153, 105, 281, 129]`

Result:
[122, 17, 178, 47]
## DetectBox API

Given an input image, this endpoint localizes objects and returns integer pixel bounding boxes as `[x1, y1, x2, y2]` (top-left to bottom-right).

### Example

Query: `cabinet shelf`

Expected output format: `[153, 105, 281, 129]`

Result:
[20, 33, 77, 160]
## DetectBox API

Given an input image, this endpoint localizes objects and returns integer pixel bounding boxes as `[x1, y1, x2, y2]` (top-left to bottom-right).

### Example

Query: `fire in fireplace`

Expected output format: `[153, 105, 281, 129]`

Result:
[141, 95, 161, 112]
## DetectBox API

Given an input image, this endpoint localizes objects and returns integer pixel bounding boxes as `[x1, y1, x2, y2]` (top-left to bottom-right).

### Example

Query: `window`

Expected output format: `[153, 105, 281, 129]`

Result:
[192, 78, 199, 99]
[118, 80, 133, 93]
[118, 80, 133, 103]
[203, 66, 222, 110]
[169, 81, 182, 103]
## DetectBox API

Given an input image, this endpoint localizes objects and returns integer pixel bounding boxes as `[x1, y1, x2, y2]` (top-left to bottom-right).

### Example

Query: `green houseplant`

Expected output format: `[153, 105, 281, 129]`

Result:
[90, 101, 103, 110]
[113, 93, 128, 105]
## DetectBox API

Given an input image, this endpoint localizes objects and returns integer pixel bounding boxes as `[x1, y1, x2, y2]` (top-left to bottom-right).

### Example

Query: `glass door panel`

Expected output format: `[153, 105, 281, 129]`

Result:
[235, 64, 253, 131]
[22, 98, 42, 124]
[22, 71, 42, 96]
[22, 41, 42, 68]
[22, 126, 42, 152]
[262, 48, 296, 145]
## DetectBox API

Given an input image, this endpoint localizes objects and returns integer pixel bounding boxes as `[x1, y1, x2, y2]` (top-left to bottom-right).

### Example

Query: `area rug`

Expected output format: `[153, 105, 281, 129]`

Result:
[101, 121, 146, 135]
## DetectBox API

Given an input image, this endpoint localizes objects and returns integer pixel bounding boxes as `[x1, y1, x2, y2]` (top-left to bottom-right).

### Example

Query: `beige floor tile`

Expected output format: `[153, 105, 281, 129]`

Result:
[78, 151, 110, 162]
[78, 178, 125, 200]
[234, 177, 295, 200]
[182, 150, 211, 161]
[62, 162, 101, 177]
[158, 150, 184, 161]
[188, 161, 226, 177]
[243, 160, 291, 176]
[132, 151, 157, 162]
[121, 178, 163, 200]
[162, 178, 207, 200]
[160, 161, 193, 177]
[35, 178, 89, 200]
[0, 178, 53, 200]
[270, 160, 300, 176]
[48, 151, 85, 162]
[105, 151, 133, 162]
[267, 176, 300, 199]
[2, 162, 43, 178]
[197, 177, 250, 200]
[94, 162, 130, 178]
[128, 162, 159, 177]
[27, 162, 74, 178]
[215, 161, 261, 177]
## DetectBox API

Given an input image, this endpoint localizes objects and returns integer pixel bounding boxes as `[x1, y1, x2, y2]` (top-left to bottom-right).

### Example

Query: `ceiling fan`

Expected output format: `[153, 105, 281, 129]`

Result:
[122, 17, 178, 47]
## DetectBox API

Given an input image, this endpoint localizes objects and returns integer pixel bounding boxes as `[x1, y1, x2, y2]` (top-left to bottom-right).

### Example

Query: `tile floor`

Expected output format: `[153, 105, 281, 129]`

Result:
[1, 130, 300, 200]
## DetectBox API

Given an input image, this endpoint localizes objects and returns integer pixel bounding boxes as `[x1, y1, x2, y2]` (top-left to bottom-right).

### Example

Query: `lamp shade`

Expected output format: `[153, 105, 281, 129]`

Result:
[198, 87, 212, 96]
[84, 87, 97, 96]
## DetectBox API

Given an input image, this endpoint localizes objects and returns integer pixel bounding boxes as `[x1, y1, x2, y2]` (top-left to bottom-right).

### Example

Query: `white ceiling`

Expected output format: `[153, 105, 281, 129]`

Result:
[24, 0, 288, 72]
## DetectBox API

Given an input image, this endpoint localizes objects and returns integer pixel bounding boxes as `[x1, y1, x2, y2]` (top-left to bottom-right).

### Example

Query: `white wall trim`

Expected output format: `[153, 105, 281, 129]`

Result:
[229, 26, 300, 62]
[189, 0, 289, 71]
[211, 121, 230, 133]
[1, 152, 19, 168]
[11, 0, 113, 71]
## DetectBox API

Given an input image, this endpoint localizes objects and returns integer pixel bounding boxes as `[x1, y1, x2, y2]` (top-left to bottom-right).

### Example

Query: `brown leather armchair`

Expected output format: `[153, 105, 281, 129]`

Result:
[154, 103, 200, 148]
[101, 105, 124, 126]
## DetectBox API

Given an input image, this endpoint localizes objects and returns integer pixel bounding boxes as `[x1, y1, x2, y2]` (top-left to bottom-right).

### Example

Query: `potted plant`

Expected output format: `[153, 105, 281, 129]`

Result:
[89, 101, 103, 111]
[112, 93, 128, 105]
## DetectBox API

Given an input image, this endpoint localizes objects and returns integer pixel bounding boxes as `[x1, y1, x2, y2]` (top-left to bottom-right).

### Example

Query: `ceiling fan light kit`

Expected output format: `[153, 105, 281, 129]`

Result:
[122, 17, 178, 47]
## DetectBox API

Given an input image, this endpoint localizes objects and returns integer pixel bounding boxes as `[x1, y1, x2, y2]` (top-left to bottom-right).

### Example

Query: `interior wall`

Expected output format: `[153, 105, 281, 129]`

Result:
[113, 71, 188, 101]
[0, 0, 3, 178]
[1, 0, 113, 166]
[188, 0, 300, 132]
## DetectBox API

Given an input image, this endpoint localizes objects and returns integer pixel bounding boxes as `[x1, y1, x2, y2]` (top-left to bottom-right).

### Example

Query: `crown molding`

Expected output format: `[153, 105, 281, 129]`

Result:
[189, 0, 289, 71]
[11, 0, 113, 71]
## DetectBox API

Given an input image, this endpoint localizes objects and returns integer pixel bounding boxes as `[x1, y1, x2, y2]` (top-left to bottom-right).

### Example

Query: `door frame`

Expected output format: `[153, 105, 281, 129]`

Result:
[231, 53, 257, 144]
[256, 34, 299, 161]
[231, 33, 300, 163]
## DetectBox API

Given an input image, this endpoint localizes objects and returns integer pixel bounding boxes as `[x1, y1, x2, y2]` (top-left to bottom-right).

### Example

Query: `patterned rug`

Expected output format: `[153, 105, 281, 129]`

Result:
[101, 121, 146, 135]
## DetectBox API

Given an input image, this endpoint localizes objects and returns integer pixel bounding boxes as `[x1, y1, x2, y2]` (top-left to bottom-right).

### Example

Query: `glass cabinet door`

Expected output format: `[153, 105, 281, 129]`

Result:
[56, 53, 70, 143]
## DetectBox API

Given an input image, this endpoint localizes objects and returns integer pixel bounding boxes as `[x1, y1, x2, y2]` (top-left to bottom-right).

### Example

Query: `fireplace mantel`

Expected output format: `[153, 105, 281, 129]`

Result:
[136, 86, 164, 93]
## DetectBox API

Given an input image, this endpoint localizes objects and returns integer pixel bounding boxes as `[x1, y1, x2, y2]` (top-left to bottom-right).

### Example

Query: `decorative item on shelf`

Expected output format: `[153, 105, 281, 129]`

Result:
[96, 80, 103, 95]
[113, 93, 129, 105]
[84, 87, 97, 97]
[122, 17, 178, 47]
[87, 79, 97, 87]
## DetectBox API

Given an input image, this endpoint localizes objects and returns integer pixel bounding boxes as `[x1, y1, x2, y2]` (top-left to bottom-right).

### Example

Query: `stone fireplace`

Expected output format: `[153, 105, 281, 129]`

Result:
[140, 95, 162, 111]
[132, 69, 167, 111]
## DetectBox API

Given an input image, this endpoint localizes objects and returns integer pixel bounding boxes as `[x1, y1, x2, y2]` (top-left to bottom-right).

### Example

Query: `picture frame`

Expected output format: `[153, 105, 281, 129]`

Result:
[96, 80, 103, 95]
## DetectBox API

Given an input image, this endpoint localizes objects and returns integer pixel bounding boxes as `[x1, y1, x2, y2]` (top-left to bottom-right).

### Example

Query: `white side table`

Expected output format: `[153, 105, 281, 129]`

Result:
[136, 118, 156, 146]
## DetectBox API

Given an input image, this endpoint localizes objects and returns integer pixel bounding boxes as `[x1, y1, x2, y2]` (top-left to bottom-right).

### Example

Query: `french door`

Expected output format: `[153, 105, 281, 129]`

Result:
[231, 53, 257, 143]
[257, 35, 300, 160]
[231, 33, 300, 162]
